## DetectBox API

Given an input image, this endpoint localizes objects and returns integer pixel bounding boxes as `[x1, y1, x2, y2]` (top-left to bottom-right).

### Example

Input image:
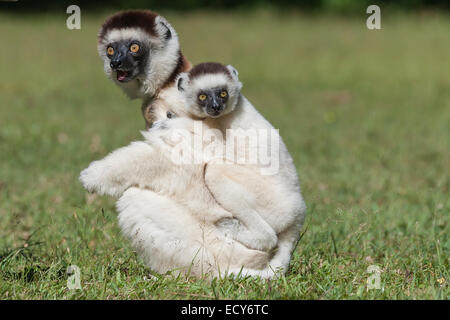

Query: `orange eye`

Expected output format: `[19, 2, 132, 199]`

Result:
[107, 46, 114, 56]
[220, 91, 228, 98]
[199, 94, 207, 101]
[130, 44, 140, 53]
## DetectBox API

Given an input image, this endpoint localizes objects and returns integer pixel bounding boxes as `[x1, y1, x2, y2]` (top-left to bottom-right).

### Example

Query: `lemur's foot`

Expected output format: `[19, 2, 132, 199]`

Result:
[216, 218, 278, 252]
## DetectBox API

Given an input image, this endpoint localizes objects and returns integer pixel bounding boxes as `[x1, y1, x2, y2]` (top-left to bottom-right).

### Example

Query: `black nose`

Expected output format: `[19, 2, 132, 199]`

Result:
[110, 59, 121, 69]
[211, 102, 222, 112]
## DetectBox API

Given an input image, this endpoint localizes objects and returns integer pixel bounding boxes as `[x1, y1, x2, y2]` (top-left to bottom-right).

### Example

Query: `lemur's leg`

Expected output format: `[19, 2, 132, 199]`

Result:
[204, 162, 277, 252]
[117, 187, 215, 276]
[80, 141, 158, 198]
[117, 187, 270, 277]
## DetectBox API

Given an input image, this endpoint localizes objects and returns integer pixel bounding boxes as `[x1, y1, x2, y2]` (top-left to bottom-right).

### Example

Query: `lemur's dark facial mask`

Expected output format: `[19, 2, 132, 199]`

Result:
[197, 87, 229, 117]
[106, 40, 148, 82]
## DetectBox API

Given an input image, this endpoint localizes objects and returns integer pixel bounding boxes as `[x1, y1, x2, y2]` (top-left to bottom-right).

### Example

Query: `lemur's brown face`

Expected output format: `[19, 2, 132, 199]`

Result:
[176, 63, 243, 119]
[105, 39, 149, 82]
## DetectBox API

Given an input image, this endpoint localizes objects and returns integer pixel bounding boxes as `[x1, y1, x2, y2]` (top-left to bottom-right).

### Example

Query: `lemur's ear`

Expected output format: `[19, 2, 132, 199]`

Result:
[155, 16, 172, 41]
[176, 72, 189, 91]
[226, 65, 239, 81]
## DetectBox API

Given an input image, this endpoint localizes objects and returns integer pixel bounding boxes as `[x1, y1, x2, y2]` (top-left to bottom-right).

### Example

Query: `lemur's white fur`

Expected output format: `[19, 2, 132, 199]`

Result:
[174, 65, 307, 278]
[92, 11, 306, 279]
[81, 72, 306, 278]
[97, 16, 181, 99]
[80, 116, 273, 277]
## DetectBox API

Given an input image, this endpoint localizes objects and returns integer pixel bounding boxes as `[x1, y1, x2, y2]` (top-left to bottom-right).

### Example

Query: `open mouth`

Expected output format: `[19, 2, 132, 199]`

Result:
[206, 109, 222, 117]
[116, 70, 132, 82]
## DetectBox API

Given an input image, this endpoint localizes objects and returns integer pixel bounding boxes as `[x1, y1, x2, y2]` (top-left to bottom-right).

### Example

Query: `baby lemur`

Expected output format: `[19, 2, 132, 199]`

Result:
[173, 63, 306, 277]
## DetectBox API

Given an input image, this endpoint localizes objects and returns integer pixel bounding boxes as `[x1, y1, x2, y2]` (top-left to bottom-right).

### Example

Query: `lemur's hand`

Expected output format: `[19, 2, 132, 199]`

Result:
[79, 161, 126, 197]
[79, 161, 103, 194]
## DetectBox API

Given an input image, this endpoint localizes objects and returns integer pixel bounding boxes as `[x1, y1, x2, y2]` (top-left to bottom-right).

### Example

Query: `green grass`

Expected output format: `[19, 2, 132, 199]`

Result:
[0, 9, 448, 299]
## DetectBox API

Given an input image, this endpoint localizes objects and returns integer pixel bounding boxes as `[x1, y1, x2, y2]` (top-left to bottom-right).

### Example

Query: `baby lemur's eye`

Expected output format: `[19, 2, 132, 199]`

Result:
[107, 46, 114, 56]
[130, 44, 140, 53]
[166, 111, 174, 119]
[198, 94, 207, 101]
[220, 91, 228, 98]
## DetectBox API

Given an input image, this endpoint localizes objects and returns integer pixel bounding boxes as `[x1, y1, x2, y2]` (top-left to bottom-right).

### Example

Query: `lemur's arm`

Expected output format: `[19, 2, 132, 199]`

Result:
[205, 162, 278, 252]
[80, 141, 160, 198]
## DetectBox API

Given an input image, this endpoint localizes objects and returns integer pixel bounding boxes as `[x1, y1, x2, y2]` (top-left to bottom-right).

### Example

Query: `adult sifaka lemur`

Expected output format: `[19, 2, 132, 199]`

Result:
[97, 9, 191, 128]
[87, 10, 306, 278]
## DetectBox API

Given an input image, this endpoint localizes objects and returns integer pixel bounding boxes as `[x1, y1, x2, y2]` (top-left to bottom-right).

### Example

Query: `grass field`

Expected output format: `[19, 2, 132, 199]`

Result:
[0, 9, 448, 299]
